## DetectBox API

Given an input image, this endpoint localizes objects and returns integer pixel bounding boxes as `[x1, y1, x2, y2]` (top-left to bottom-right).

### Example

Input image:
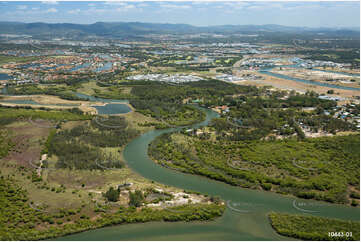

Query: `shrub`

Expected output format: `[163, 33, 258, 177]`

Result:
[129, 190, 144, 207]
[104, 187, 120, 202]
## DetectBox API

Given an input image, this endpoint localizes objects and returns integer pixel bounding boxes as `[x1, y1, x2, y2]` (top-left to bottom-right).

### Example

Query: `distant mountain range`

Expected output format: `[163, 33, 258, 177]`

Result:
[0, 21, 359, 39]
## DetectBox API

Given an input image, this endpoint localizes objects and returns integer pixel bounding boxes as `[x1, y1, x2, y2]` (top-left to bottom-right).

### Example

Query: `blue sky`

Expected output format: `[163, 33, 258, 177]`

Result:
[0, 1, 359, 28]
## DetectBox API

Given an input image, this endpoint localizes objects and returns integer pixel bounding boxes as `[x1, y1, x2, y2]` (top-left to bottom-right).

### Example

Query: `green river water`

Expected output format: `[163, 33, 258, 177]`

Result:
[58, 107, 359, 241]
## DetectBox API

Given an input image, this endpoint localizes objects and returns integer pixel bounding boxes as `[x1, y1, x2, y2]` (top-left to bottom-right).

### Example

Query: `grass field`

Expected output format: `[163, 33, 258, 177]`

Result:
[0, 55, 40, 65]
[77, 81, 106, 96]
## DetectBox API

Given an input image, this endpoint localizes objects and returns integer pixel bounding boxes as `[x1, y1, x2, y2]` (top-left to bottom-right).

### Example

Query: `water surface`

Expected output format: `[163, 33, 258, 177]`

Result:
[73, 92, 128, 103]
[260, 67, 359, 91]
[59, 107, 359, 241]
[0, 73, 11, 80]
[92, 103, 131, 115]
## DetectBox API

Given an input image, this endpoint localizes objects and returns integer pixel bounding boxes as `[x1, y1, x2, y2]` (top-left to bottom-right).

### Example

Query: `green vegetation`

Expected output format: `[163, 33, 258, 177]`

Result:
[131, 100, 205, 126]
[0, 130, 13, 158]
[1, 34, 359, 240]
[149, 133, 359, 204]
[104, 187, 120, 202]
[0, 174, 225, 241]
[129, 190, 145, 207]
[129, 80, 258, 107]
[209, 91, 355, 141]
[143, 188, 173, 204]
[138, 121, 171, 129]
[126, 80, 257, 126]
[295, 49, 360, 67]
[269, 212, 360, 240]
[92, 86, 134, 99]
[48, 117, 138, 170]
[0, 106, 91, 126]
[214, 57, 242, 67]
[90, 116, 140, 147]
[41, 129, 56, 154]
[0, 55, 40, 65]
[6, 85, 85, 101]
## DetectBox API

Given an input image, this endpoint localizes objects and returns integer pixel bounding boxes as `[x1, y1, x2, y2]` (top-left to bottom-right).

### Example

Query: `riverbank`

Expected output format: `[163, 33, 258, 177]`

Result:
[92, 106, 358, 240]
[0, 103, 226, 241]
[0, 174, 225, 241]
[149, 132, 360, 206]
[0, 94, 100, 114]
[270, 67, 360, 89]
[238, 70, 359, 99]
[322, 66, 360, 75]
[1, 91, 359, 241]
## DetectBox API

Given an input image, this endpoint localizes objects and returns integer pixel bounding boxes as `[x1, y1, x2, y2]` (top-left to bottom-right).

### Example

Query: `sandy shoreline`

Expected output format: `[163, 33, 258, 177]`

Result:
[270, 68, 360, 89]
[0, 94, 99, 114]
[0, 94, 136, 115]
[234, 70, 359, 99]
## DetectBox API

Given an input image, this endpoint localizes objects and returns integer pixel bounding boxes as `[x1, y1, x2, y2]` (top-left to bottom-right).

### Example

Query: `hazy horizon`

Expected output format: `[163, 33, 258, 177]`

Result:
[0, 1, 359, 28]
[0, 20, 359, 30]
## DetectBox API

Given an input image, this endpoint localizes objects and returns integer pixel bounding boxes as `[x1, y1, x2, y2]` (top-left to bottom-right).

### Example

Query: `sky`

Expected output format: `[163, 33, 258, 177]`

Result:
[0, 1, 359, 28]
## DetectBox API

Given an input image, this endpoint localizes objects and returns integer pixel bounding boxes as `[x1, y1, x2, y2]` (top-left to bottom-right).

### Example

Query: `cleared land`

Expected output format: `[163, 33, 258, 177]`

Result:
[238, 70, 359, 99]
[270, 67, 360, 89]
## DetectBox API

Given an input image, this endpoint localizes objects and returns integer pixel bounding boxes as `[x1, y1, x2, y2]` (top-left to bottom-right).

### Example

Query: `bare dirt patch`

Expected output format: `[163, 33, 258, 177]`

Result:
[3, 121, 50, 167]
[238, 70, 359, 99]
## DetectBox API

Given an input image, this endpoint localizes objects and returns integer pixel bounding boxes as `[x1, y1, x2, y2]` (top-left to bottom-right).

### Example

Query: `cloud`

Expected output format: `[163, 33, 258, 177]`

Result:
[137, 3, 148, 8]
[17, 5, 27, 10]
[45, 8, 58, 13]
[42, 1, 58, 4]
[85, 8, 108, 14]
[104, 1, 127, 6]
[159, 3, 191, 10]
[218, 2, 297, 11]
[88, 3, 96, 7]
[246, 5, 263, 10]
[68, 9, 81, 14]
[116, 4, 136, 11]
[224, 1, 249, 9]
[191, 1, 211, 5]
[104, 1, 141, 10]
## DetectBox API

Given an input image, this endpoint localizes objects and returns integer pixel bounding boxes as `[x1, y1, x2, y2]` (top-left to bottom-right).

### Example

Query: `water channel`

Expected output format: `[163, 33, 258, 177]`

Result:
[259, 67, 359, 91]
[58, 106, 359, 241]
[0, 81, 359, 240]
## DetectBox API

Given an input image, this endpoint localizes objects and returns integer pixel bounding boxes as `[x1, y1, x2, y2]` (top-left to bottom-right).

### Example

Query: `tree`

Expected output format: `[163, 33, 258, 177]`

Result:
[104, 187, 120, 202]
[210, 196, 221, 204]
[129, 190, 144, 207]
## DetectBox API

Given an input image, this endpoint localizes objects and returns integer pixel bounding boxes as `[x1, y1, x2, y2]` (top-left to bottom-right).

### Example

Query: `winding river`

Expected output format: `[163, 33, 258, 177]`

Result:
[1, 87, 359, 240]
[58, 106, 359, 241]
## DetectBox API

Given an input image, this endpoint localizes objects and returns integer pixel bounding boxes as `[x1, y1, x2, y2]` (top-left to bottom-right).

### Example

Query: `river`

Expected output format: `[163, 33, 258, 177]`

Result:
[1, 86, 358, 240]
[58, 106, 359, 241]
[259, 67, 359, 91]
